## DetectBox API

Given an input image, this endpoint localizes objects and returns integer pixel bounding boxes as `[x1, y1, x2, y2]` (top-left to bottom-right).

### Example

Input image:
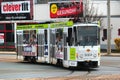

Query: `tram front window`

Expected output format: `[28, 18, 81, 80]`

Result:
[76, 26, 98, 46]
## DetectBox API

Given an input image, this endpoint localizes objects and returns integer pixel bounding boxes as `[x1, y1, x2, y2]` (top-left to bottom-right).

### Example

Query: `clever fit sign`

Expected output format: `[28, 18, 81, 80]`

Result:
[1, 1, 30, 14]
[0, 0, 33, 20]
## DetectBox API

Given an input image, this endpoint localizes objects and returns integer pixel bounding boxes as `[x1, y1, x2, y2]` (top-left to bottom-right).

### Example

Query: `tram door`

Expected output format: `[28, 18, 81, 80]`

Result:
[38, 29, 49, 63]
[55, 28, 64, 62]
[49, 29, 56, 64]
[63, 27, 68, 61]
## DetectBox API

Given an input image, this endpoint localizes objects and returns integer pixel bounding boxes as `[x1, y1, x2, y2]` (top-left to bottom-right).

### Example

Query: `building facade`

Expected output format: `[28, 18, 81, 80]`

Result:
[0, 0, 120, 50]
[34, 0, 120, 50]
[91, 0, 120, 50]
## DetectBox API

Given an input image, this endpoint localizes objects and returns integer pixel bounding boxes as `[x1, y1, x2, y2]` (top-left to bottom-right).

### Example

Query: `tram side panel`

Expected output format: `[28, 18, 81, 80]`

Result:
[37, 29, 50, 63]
[63, 27, 69, 68]
[49, 29, 57, 64]
[37, 29, 45, 62]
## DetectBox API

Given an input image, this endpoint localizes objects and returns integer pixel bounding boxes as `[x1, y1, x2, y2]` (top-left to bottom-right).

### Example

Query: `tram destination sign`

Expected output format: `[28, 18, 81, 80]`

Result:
[0, 0, 33, 20]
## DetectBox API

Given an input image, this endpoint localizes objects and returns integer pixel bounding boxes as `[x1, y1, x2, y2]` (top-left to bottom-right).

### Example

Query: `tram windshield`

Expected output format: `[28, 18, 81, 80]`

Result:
[76, 26, 99, 46]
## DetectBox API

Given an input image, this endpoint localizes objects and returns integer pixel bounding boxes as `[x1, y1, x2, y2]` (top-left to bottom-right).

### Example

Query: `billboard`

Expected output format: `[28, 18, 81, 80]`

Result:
[0, 0, 33, 20]
[50, 1, 83, 18]
[0, 33, 4, 44]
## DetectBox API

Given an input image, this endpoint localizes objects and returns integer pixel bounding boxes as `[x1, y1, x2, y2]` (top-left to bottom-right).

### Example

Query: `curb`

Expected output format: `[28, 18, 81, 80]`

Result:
[101, 53, 120, 57]
[0, 51, 16, 55]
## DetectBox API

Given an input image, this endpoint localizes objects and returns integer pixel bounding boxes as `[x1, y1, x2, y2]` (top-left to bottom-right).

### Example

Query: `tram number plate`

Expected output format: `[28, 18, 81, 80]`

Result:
[84, 53, 92, 57]
[69, 61, 77, 66]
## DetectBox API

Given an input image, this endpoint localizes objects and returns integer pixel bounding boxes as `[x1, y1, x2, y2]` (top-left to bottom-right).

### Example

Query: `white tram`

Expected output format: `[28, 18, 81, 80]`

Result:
[16, 21, 100, 68]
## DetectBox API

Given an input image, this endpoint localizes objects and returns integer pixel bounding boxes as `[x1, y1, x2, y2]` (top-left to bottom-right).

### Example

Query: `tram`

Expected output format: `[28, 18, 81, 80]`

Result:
[16, 21, 100, 68]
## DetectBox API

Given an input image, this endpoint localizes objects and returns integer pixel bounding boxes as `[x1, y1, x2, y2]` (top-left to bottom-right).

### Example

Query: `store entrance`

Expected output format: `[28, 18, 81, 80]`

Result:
[0, 23, 15, 51]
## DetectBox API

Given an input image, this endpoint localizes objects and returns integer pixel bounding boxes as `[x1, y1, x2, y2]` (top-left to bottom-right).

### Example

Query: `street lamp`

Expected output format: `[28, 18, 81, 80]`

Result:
[107, 0, 111, 55]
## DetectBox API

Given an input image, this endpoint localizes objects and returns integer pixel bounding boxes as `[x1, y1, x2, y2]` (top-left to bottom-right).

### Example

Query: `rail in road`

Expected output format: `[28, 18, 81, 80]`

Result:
[0, 53, 120, 79]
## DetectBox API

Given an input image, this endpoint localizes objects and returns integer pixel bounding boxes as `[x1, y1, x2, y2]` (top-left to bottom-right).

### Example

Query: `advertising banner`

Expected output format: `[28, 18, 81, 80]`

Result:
[0, 0, 33, 20]
[50, 1, 83, 18]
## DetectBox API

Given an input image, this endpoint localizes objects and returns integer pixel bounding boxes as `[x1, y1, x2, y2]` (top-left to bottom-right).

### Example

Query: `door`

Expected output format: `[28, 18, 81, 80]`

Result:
[38, 29, 49, 63]
[16, 30, 23, 59]
[49, 29, 56, 63]
[55, 28, 64, 60]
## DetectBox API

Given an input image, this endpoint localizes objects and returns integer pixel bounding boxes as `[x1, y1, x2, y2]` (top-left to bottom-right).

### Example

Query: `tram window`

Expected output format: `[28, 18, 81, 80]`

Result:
[45, 30, 47, 44]
[68, 28, 73, 46]
[23, 31, 30, 44]
[73, 27, 77, 43]
[55, 29, 64, 52]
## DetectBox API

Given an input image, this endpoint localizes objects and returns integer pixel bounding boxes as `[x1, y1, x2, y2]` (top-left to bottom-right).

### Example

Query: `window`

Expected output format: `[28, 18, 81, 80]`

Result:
[55, 28, 63, 52]
[45, 30, 48, 44]
[0, 24, 4, 31]
[6, 23, 14, 30]
[118, 28, 120, 36]
[6, 32, 14, 46]
[103, 29, 107, 40]
[68, 28, 73, 46]
[35, 0, 48, 4]
[35, 0, 74, 4]
[0, 23, 15, 48]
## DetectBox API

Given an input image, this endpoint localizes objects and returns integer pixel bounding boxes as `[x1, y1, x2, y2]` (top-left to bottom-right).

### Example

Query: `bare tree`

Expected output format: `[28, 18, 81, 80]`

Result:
[71, 0, 103, 24]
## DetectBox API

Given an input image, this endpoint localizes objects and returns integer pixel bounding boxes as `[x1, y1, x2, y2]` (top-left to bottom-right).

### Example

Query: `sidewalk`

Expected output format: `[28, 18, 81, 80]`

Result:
[101, 52, 120, 57]
[0, 51, 16, 55]
[18, 74, 120, 80]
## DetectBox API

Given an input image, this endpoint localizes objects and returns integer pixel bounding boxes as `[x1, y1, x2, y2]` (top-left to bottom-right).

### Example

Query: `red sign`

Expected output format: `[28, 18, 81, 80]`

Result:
[50, 1, 83, 18]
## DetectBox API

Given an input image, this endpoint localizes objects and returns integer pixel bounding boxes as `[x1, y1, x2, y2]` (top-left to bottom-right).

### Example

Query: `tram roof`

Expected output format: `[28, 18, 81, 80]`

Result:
[73, 22, 100, 27]
[16, 21, 73, 30]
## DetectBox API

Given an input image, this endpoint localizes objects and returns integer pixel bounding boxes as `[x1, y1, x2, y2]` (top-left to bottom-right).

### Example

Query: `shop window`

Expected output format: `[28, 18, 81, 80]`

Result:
[0, 24, 4, 30]
[6, 32, 14, 46]
[35, 0, 70, 4]
[6, 23, 13, 30]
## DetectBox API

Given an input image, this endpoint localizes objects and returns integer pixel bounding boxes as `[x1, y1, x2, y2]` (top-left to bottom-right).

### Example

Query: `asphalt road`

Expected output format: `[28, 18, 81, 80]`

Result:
[0, 54, 120, 79]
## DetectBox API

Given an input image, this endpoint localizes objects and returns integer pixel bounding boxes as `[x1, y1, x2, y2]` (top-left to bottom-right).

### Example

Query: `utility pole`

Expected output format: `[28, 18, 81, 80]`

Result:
[107, 0, 111, 55]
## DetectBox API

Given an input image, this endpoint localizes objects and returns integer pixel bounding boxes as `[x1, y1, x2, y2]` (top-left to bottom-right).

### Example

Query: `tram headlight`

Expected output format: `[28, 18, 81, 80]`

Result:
[93, 54, 97, 58]
[78, 54, 83, 59]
